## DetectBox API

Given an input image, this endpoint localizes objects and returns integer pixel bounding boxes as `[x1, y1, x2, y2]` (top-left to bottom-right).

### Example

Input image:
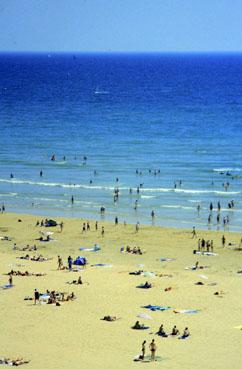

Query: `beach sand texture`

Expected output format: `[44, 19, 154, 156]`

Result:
[0, 213, 242, 369]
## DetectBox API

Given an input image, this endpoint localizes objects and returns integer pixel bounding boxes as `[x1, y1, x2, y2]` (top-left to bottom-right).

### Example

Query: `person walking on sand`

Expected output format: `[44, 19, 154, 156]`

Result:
[149, 339, 157, 361]
[101, 226, 105, 237]
[60, 222, 63, 232]
[9, 274, 13, 286]
[192, 226, 197, 238]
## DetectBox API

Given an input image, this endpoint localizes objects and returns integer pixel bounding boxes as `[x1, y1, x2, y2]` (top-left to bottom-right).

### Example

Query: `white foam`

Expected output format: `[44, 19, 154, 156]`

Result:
[213, 168, 242, 172]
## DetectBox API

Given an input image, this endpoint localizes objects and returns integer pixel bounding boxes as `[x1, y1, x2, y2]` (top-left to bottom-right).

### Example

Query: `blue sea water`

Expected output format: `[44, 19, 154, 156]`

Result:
[0, 52, 242, 231]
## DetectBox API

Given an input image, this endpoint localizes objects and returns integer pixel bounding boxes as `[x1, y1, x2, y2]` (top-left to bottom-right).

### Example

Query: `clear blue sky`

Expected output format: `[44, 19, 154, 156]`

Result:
[0, 0, 242, 52]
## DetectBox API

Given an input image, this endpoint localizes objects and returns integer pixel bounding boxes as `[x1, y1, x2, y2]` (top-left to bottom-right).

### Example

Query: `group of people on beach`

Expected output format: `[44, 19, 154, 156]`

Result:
[121, 245, 143, 254]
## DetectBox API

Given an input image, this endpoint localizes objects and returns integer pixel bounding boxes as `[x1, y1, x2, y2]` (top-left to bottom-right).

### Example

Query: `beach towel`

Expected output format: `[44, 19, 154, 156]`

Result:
[131, 326, 149, 330]
[142, 272, 156, 278]
[1, 284, 14, 289]
[91, 263, 112, 268]
[137, 313, 152, 320]
[234, 325, 242, 329]
[137, 284, 152, 289]
[133, 355, 164, 362]
[160, 257, 175, 262]
[173, 309, 199, 314]
[194, 251, 218, 256]
[79, 246, 101, 252]
[178, 335, 190, 340]
[143, 305, 171, 311]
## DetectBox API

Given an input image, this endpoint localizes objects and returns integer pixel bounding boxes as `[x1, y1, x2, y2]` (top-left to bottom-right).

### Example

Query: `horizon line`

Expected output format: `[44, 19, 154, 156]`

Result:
[1, 50, 242, 55]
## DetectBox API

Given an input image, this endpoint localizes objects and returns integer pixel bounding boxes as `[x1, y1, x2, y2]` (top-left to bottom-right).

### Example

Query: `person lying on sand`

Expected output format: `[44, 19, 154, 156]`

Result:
[7, 270, 45, 277]
[129, 270, 143, 275]
[0, 357, 30, 366]
[68, 276, 88, 285]
[157, 273, 173, 278]
[102, 316, 118, 322]
[214, 290, 225, 296]
[164, 286, 172, 292]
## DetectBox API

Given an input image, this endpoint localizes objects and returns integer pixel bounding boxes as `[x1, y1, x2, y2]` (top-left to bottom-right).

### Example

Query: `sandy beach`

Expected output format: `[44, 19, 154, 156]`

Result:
[0, 212, 242, 369]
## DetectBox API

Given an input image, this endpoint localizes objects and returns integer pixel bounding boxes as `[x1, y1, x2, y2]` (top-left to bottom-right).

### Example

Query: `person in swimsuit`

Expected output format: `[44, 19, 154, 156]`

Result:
[141, 340, 146, 360]
[149, 339, 157, 361]
[171, 325, 179, 336]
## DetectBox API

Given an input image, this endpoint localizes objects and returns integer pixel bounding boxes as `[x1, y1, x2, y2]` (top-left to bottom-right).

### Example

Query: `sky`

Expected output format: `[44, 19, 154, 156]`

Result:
[0, 0, 242, 52]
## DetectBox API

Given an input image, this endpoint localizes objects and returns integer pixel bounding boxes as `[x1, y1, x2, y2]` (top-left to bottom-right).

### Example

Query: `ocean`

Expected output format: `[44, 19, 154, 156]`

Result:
[0, 52, 242, 231]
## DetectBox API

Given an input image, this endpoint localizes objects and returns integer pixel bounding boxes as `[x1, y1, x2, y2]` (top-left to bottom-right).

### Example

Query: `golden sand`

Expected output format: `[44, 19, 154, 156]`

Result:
[0, 212, 242, 369]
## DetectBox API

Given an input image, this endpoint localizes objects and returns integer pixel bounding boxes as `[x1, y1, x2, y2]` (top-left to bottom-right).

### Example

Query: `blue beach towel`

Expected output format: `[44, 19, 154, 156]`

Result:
[143, 305, 171, 311]
[1, 284, 14, 289]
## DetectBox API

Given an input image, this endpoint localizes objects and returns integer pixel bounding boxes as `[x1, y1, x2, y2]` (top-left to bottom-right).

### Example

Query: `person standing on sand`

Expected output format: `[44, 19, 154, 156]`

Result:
[222, 235, 226, 247]
[68, 256, 73, 271]
[57, 255, 63, 270]
[95, 221, 98, 231]
[60, 222, 63, 232]
[101, 226, 105, 237]
[141, 340, 146, 360]
[9, 274, 13, 286]
[135, 222, 140, 233]
[192, 226, 197, 238]
[34, 289, 40, 304]
[149, 339, 157, 361]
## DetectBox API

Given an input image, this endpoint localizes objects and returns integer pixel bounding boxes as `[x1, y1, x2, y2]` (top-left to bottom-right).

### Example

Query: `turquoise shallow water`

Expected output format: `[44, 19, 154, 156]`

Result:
[0, 53, 242, 230]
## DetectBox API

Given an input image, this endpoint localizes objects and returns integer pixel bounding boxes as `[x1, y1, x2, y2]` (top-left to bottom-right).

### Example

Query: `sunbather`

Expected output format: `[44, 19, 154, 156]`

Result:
[180, 327, 190, 339]
[132, 321, 147, 330]
[157, 324, 168, 337]
[102, 316, 117, 321]
[171, 325, 179, 336]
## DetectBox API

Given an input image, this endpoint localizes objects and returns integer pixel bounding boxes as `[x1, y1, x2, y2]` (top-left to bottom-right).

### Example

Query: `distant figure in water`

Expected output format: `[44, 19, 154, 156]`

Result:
[151, 210, 155, 219]
[10, 173, 14, 179]
[40, 170, 43, 177]
[115, 217, 118, 225]
[63, 156, 66, 161]
[71, 196, 74, 204]
[51, 154, 55, 161]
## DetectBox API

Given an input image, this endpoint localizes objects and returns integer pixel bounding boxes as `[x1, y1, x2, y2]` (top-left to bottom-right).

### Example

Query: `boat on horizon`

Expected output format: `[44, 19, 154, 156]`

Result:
[94, 86, 109, 95]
